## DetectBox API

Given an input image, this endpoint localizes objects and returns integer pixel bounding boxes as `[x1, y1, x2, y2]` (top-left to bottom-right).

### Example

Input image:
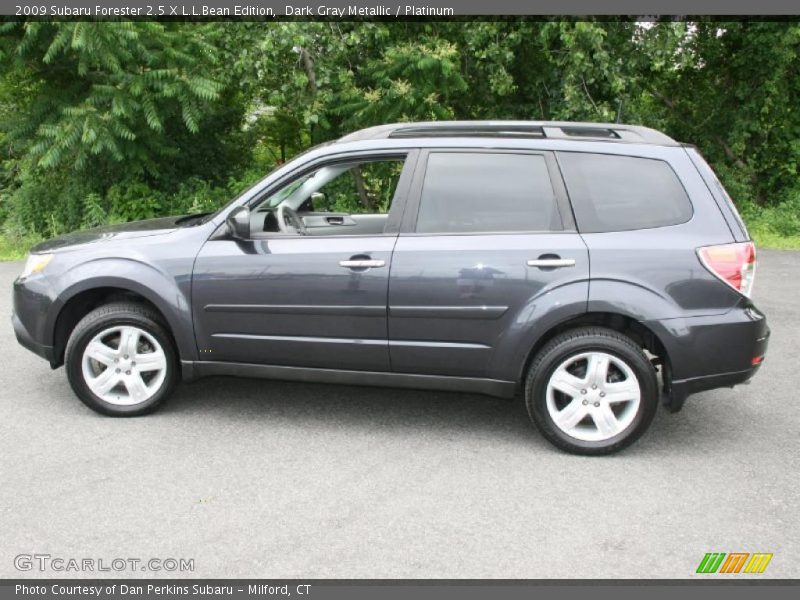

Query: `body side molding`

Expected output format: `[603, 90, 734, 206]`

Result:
[210, 333, 490, 349]
[204, 304, 385, 316]
[389, 305, 509, 319]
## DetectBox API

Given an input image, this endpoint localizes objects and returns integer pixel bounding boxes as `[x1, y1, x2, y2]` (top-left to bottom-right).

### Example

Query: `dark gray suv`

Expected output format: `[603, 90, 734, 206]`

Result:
[12, 121, 769, 454]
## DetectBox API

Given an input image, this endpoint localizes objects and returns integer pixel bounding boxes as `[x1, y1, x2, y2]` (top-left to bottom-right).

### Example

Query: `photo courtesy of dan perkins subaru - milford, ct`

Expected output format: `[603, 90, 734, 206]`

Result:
[12, 121, 769, 455]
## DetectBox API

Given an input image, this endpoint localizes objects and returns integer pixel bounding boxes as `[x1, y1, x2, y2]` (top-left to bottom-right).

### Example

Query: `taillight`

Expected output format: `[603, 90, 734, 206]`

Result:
[697, 241, 756, 297]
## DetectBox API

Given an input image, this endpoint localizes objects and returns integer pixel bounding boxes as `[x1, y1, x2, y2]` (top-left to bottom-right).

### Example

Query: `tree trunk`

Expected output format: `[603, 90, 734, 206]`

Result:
[298, 46, 317, 96]
[352, 168, 373, 211]
[297, 46, 319, 143]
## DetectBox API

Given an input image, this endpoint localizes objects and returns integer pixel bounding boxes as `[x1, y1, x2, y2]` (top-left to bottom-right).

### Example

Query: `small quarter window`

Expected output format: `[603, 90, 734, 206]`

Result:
[558, 152, 693, 233]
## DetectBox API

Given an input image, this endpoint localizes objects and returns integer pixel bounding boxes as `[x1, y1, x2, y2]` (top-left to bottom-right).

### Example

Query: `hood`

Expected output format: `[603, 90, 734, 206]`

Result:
[31, 215, 184, 253]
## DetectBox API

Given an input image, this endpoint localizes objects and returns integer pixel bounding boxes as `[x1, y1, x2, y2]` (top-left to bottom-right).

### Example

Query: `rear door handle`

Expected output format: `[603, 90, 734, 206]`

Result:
[339, 259, 386, 269]
[526, 258, 576, 268]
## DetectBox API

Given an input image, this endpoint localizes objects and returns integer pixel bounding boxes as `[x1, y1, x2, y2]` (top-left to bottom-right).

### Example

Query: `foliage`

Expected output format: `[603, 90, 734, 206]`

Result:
[315, 160, 404, 214]
[629, 22, 800, 207]
[0, 19, 799, 253]
[748, 228, 800, 250]
[745, 192, 800, 239]
[1, 22, 222, 173]
[0, 230, 42, 260]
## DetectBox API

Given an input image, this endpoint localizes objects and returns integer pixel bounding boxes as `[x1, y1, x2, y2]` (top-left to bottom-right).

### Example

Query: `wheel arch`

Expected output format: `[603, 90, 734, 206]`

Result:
[518, 312, 672, 391]
[48, 271, 194, 368]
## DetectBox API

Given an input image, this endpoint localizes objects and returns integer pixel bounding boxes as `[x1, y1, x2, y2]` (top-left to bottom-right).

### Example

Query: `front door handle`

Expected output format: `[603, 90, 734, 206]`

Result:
[339, 259, 386, 269]
[527, 258, 576, 268]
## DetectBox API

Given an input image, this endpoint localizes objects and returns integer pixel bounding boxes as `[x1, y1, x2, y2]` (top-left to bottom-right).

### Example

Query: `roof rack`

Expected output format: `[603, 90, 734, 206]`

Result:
[389, 124, 546, 139]
[560, 126, 620, 139]
[338, 121, 678, 146]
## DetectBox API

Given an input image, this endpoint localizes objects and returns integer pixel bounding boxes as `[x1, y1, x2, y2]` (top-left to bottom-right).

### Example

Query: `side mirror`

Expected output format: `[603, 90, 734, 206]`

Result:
[226, 206, 251, 239]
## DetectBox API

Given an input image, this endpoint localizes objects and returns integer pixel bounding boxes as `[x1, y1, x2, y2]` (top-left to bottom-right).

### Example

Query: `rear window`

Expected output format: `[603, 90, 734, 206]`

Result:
[415, 152, 562, 234]
[558, 152, 692, 233]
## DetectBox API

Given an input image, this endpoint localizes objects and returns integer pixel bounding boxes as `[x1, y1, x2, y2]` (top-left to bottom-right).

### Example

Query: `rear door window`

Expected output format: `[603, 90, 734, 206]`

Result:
[415, 152, 563, 234]
[558, 152, 692, 233]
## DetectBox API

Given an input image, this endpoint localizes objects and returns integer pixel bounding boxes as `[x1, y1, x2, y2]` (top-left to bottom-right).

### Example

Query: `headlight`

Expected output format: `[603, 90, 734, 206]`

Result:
[19, 253, 54, 279]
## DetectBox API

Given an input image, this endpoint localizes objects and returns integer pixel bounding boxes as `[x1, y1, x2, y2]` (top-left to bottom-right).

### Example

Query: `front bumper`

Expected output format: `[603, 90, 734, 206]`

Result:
[12, 311, 54, 362]
[12, 272, 59, 366]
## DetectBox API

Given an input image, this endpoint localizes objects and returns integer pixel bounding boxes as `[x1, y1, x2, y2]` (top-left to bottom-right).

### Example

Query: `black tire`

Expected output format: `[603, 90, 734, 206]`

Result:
[65, 301, 177, 417]
[524, 327, 658, 455]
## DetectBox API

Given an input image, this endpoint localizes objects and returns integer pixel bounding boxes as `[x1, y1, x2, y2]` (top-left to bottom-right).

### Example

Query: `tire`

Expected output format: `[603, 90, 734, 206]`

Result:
[65, 301, 177, 416]
[524, 327, 658, 455]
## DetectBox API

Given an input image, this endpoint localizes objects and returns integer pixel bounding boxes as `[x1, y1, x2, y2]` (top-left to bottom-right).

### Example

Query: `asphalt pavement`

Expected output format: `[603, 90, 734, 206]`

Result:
[1, 250, 798, 579]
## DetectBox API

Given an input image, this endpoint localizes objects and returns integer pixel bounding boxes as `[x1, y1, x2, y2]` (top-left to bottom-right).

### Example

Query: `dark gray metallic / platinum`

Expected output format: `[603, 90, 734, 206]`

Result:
[12, 121, 769, 454]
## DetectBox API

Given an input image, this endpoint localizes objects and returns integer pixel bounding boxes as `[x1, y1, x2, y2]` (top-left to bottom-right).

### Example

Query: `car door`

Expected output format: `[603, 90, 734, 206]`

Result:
[387, 149, 590, 382]
[192, 151, 418, 372]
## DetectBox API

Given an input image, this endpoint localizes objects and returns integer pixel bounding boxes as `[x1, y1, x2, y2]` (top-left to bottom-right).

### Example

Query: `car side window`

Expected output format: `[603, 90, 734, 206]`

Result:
[557, 152, 693, 233]
[252, 157, 407, 236]
[315, 160, 405, 215]
[414, 152, 562, 234]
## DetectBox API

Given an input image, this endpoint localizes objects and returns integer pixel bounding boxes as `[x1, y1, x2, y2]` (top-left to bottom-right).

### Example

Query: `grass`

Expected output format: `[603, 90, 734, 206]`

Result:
[0, 232, 43, 260]
[749, 225, 800, 250]
[0, 222, 798, 261]
[744, 198, 800, 249]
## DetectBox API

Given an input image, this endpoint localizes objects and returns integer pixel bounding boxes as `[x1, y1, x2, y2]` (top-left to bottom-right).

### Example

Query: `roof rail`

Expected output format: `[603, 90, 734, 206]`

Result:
[389, 123, 546, 139]
[338, 121, 678, 146]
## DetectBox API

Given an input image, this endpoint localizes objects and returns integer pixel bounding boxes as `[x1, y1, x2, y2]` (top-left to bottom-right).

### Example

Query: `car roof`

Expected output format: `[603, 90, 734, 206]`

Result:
[337, 121, 679, 147]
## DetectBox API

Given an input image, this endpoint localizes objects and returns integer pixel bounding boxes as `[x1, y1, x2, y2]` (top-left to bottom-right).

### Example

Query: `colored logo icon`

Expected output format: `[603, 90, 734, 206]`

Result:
[696, 553, 773, 574]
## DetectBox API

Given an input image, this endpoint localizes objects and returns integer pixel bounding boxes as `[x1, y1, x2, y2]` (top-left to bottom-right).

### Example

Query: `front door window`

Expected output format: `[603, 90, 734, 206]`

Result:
[250, 158, 407, 237]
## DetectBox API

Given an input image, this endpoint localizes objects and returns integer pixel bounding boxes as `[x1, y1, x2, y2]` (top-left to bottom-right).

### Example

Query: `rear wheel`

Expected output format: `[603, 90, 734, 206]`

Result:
[524, 327, 658, 455]
[65, 302, 177, 416]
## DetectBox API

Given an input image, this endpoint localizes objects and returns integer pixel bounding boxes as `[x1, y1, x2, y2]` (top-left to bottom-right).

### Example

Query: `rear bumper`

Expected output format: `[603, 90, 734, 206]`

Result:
[647, 301, 769, 412]
[667, 364, 764, 412]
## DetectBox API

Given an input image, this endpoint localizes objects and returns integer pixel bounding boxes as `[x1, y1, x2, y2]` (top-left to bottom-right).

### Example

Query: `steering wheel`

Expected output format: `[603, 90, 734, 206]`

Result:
[276, 203, 307, 235]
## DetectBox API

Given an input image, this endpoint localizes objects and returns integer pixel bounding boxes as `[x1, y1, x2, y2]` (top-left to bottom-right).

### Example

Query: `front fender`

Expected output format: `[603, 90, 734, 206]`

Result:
[48, 257, 197, 362]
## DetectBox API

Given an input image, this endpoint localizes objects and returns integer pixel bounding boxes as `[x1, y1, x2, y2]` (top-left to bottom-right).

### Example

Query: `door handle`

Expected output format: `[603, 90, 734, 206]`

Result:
[339, 259, 386, 269]
[526, 258, 576, 268]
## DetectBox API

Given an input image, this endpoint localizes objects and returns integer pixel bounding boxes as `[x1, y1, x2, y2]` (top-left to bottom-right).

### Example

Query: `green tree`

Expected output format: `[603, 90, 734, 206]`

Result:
[1, 20, 799, 244]
[0, 21, 221, 175]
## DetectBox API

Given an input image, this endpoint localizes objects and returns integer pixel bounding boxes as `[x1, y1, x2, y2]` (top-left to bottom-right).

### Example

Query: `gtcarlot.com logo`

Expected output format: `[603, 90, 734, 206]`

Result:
[14, 554, 194, 573]
[696, 552, 773, 574]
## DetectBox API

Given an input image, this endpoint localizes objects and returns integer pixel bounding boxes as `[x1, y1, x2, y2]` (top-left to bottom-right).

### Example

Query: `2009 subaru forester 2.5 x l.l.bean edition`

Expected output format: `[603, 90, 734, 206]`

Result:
[12, 121, 769, 455]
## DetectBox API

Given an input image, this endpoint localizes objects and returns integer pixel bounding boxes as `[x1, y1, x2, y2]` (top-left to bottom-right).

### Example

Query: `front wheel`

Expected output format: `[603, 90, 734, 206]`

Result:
[65, 302, 178, 416]
[525, 327, 658, 455]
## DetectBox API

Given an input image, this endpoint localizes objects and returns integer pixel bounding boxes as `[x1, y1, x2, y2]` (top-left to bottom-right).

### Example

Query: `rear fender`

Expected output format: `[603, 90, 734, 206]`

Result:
[494, 281, 589, 383]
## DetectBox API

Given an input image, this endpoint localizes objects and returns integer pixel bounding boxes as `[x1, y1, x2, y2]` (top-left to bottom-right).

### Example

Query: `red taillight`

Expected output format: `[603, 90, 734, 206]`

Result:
[697, 241, 756, 297]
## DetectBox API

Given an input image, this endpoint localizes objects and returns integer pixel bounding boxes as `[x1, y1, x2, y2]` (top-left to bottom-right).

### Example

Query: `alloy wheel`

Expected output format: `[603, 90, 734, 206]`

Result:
[545, 351, 641, 442]
[81, 325, 168, 406]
